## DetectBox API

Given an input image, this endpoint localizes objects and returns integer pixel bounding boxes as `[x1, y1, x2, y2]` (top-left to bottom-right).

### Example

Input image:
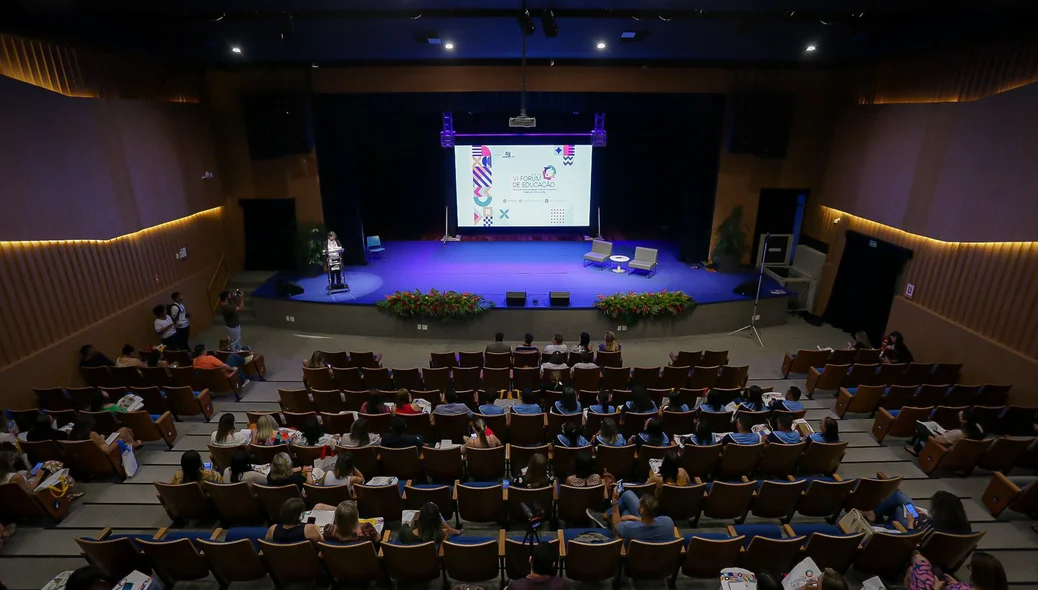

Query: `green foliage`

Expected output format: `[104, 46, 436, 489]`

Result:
[296, 222, 327, 267]
[593, 290, 696, 323]
[376, 289, 495, 322]
[712, 205, 749, 262]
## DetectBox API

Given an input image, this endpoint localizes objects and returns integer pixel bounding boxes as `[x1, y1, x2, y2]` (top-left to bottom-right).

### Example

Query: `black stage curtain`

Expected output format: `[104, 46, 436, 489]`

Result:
[823, 231, 914, 346]
[312, 92, 724, 262]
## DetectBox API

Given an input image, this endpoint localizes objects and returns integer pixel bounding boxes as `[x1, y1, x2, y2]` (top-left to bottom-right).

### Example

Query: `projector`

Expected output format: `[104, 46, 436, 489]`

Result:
[509, 115, 537, 128]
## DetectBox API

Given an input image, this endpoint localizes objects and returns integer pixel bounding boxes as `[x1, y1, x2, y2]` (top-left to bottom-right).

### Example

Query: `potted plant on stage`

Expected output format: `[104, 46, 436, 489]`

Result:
[712, 205, 749, 273]
[295, 222, 327, 277]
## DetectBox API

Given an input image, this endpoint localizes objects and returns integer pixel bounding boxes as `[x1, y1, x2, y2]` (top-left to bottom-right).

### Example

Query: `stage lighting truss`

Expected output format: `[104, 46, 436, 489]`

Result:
[440, 111, 456, 148]
[591, 112, 607, 147]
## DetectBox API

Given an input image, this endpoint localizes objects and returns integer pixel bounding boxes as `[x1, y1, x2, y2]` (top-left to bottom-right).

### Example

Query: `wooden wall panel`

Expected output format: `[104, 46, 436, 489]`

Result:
[0, 208, 224, 369]
[803, 205, 1038, 360]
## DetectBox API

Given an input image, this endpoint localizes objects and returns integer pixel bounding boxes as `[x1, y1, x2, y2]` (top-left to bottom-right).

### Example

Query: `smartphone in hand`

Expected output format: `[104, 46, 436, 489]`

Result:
[30, 462, 43, 476]
[905, 503, 919, 519]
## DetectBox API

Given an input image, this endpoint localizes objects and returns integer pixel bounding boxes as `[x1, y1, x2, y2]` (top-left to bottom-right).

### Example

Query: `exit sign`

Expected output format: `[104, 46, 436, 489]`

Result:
[905, 283, 915, 299]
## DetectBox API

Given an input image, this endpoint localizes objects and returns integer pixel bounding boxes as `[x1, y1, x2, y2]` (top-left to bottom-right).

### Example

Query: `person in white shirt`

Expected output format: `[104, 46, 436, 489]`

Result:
[543, 334, 568, 356]
[570, 351, 598, 376]
[153, 305, 177, 349]
[170, 292, 191, 351]
[210, 413, 255, 447]
[540, 351, 570, 381]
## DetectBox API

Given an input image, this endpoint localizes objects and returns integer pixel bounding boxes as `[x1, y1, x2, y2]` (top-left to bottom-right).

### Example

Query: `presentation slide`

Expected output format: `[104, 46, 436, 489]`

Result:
[455, 144, 593, 228]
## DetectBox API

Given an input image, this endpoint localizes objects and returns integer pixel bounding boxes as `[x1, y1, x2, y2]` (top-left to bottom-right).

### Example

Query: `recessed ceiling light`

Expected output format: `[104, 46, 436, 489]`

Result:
[596, 41, 606, 49]
[445, 42, 454, 50]
[230, 46, 242, 54]
[805, 44, 817, 52]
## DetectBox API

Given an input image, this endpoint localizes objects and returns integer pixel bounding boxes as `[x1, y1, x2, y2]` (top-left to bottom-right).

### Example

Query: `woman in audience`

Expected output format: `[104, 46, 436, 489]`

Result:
[144, 349, 169, 368]
[736, 385, 765, 413]
[699, 388, 726, 413]
[594, 418, 625, 447]
[340, 417, 381, 447]
[629, 416, 670, 447]
[464, 418, 502, 452]
[302, 351, 328, 369]
[320, 451, 365, 492]
[869, 489, 971, 534]
[565, 452, 602, 487]
[224, 450, 265, 484]
[360, 391, 388, 414]
[0, 450, 46, 494]
[25, 413, 68, 442]
[512, 453, 554, 489]
[907, 550, 1005, 590]
[265, 497, 322, 543]
[321, 500, 380, 544]
[647, 450, 690, 494]
[394, 389, 423, 415]
[254, 414, 284, 446]
[69, 414, 140, 452]
[599, 331, 621, 352]
[299, 416, 338, 447]
[0, 416, 29, 470]
[589, 391, 615, 414]
[625, 385, 658, 413]
[267, 452, 314, 489]
[806, 569, 849, 590]
[809, 416, 841, 444]
[882, 331, 914, 364]
[909, 408, 983, 455]
[115, 345, 147, 368]
[556, 422, 589, 447]
[690, 421, 714, 446]
[398, 501, 460, 545]
[570, 332, 592, 354]
[169, 450, 222, 484]
[662, 390, 689, 412]
[210, 413, 253, 446]
[553, 387, 582, 416]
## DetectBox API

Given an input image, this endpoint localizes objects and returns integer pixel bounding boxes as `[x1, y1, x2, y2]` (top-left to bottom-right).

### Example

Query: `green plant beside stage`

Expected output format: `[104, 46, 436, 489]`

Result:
[376, 289, 495, 322]
[593, 290, 696, 323]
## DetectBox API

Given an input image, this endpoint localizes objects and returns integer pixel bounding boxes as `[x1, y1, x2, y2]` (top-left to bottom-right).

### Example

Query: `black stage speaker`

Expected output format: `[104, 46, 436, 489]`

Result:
[549, 291, 570, 306]
[728, 93, 794, 158]
[506, 291, 527, 306]
[733, 280, 758, 298]
[276, 280, 305, 297]
[242, 93, 314, 160]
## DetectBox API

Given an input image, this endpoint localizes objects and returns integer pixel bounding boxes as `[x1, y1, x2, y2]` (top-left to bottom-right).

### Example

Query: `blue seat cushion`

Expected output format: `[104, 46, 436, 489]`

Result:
[412, 483, 448, 490]
[789, 524, 847, 543]
[732, 525, 784, 547]
[150, 414, 162, 422]
[448, 536, 496, 545]
[888, 409, 901, 417]
[844, 388, 857, 396]
[754, 479, 791, 491]
[683, 532, 731, 547]
[193, 390, 205, 398]
[398, 480, 406, 494]
[792, 476, 837, 485]
[463, 481, 502, 488]
[223, 527, 269, 547]
[563, 528, 613, 542]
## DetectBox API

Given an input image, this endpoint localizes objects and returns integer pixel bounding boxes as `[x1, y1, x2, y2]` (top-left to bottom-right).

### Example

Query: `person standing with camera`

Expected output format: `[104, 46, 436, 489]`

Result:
[170, 292, 191, 351]
[219, 290, 245, 351]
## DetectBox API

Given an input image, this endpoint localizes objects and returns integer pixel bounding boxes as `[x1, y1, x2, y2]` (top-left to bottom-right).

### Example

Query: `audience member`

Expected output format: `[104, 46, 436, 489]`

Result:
[589, 391, 614, 414]
[170, 450, 222, 484]
[381, 417, 424, 448]
[515, 333, 538, 353]
[266, 452, 313, 489]
[434, 390, 473, 416]
[625, 385, 658, 413]
[25, 414, 68, 442]
[0, 416, 28, 470]
[648, 450, 690, 493]
[691, 421, 714, 446]
[360, 391, 388, 414]
[69, 413, 139, 453]
[556, 421, 589, 447]
[478, 398, 505, 415]
[340, 417, 381, 447]
[153, 305, 177, 349]
[809, 416, 841, 444]
[399, 501, 459, 545]
[170, 291, 191, 351]
[0, 450, 45, 494]
[769, 386, 804, 413]
[65, 566, 108, 590]
[570, 332, 592, 354]
[512, 453, 554, 488]
[394, 389, 423, 415]
[737, 385, 765, 413]
[807, 569, 849, 590]
[194, 350, 245, 386]
[700, 388, 726, 413]
[300, 416, 338, 447]
[320, 452, 364, 492]
[254, 414, 293, 446]
[869, 489, 971, 535]
[544, 334, 568, 355]
[630, 416, 670, 447]
[594, 418, 624, 447]
[507, 542, 565, 590]
[265, 497, 322, 543]
[540, 351, 569, 382]
[882, 330, 914, 364]
[570, 351, 598, 375]
[596, 489, 674, 545]
[88, 389, 122, 413]
[720, 414, 762, 445]
[224, 450, 265, 484]
[144, 348, 168, 368]
[303, 351, 328, 369]
[909, 408, 982, 455]
[768, 413, 803, 444]
[79, 344, 114, 368]
[599, 331, 621, 352]
[210, 413, 253, 446]
[486, 332, 512, 354]
[218, 336, 266, 377]
[115, 344, 147, 368]
[565, 452, 602, 487]
[464, 418, 501, 451]
[663, 390, 689, 412]
[553, 387, 582, 415]
[322, 500, 380, 544]
[219, 290, 246, 351]
[511, 389, 543, 414]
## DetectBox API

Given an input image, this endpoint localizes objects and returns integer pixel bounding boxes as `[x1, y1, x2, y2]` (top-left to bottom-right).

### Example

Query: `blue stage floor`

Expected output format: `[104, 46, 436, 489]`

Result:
[252, 240, 789, 309]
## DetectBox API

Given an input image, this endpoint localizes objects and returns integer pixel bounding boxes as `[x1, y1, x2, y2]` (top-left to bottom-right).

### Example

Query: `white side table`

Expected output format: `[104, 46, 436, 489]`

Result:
[609, 255, 630, 274]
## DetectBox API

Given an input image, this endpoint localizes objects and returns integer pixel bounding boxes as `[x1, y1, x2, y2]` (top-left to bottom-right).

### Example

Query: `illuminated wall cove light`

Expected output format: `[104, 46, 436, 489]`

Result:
[0, 207, 224, 246]
[820, 206, 1036, 247]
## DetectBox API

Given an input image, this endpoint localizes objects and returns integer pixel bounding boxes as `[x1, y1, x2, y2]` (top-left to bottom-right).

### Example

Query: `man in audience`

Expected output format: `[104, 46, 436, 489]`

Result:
[511, 389, 543, 414]
[433, 390, 472, 417]
[767, 413, 803, 444]
[769, 386, 804, 414]
[515, 333, 538, 353]
[570, 351, 598, 376]
[153, 304, 177, 349]
[543, 334, 568, 356]
[540, 351, 569, 380]
[380, 417, 424, 448]
[508, 542, 565, 590]
[219, 336, 267, 380]
[486, 332, 511, 354]
[600, 488, 675, 546]
[721, 414, 763, 445]
[79, 344, 114, 368]
[193, 350, 245, 385]
[219, 290, 245, 351]
[170, 291, 191, 351]
[115, 344, 147, 368]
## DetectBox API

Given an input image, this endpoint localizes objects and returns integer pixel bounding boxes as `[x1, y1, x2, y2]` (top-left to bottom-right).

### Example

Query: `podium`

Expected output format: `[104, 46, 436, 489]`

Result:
[325, 247, 348, 293]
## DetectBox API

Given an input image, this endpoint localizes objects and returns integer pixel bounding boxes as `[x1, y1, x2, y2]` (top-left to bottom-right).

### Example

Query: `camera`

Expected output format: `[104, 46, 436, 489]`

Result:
[519, 501, 545, 531]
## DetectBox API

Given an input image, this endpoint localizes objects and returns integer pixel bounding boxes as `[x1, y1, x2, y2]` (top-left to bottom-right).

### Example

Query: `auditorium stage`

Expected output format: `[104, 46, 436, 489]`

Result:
[251, 240, 792, 339]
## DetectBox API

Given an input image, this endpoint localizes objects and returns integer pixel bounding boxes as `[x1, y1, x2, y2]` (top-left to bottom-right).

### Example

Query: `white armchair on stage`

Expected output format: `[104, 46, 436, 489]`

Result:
[583, 239, 613, 269]
[628, 247, 658, 277]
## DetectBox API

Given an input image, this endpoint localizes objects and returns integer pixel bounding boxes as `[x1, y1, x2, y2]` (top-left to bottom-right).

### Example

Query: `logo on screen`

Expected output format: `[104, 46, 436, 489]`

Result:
[502, 151, 513, 158]
[542, 165, 557, 180]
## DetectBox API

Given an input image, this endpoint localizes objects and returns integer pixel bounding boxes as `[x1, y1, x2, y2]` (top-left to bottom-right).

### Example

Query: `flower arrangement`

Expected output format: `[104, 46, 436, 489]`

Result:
[593, 290, 696, 322]
[376, 289, 495, 322]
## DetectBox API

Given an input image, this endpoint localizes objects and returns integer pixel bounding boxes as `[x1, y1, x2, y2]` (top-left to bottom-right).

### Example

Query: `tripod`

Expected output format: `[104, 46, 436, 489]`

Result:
[728, 232, 769, 348]
[521, 525, 542, 551]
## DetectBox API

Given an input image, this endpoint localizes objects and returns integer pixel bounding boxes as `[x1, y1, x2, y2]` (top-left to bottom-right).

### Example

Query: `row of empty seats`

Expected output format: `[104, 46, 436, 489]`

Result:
[806, 361, 969, 395]
[834, 383, 1012, 417]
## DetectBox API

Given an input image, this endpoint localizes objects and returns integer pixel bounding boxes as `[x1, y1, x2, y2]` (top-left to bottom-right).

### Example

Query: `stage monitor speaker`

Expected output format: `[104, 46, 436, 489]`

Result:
[506, 291, 527, 306]
[733, 280, 758, 298]
[549, 291, 570, 306]
[242, 93, 314, 160]
[276, 280, 305, 297]
[728, 93, 794, 158]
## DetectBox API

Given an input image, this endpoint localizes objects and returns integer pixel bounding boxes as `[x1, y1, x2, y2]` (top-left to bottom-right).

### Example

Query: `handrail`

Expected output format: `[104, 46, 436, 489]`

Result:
[207, 255, 229, 313]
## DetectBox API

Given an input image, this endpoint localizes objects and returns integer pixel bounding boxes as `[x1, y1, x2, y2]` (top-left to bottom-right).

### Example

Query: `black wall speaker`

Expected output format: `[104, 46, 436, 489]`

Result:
[242, 93, 314, 160]
[276, 280, 305, 297]
[506, 291, 527, 306]
[549, 291, 570, 306]
[728, 93, 795, 158]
